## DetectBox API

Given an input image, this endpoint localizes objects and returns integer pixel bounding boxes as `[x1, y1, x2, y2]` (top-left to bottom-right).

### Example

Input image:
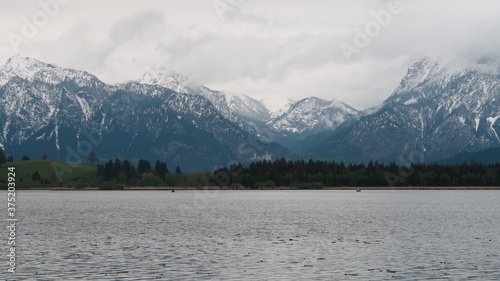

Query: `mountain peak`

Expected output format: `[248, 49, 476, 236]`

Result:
[311, 56, 500, 164]
[1, 55, 100, 87]
[260, 96, 295, 114]
[139, 68, 191, 93]
[292, 97, 358, 114]
[268, 96, 359, 136]
[1, 55, 54, 85]
[5, 54, 47, 67]
[392, 57, 446, 95]
[294, 97, 330, 108]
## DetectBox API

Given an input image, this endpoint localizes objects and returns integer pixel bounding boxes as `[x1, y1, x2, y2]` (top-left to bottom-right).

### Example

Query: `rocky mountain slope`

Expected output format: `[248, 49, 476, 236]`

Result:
[268, 97, 359, 137]
[4, 55, 495, 170]
[0, 56, 286, 172]
[310, 57, 500, 163]
[139, 69, 273, 141]
[139, 69, 360, 145]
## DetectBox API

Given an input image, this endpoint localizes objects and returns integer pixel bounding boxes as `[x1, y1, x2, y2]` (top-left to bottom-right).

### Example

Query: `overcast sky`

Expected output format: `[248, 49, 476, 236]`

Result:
[1, 0, 499, 109]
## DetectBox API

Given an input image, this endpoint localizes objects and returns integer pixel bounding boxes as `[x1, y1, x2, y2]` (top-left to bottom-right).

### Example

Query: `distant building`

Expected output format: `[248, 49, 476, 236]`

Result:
[251, 151, 272, 161]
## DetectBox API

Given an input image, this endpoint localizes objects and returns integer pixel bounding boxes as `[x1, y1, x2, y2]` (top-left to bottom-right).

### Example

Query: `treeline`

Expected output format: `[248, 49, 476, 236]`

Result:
[215, 159, 500, 188]
[3, 149, 499, 189]
[95, 159, 208, 189]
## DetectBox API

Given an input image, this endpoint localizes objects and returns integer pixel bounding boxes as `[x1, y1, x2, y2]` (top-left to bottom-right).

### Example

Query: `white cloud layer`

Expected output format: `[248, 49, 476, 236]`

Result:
[1, 0, 499, 109]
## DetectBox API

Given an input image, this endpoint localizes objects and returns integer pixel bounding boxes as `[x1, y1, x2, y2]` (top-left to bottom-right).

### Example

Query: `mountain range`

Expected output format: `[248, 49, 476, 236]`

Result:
[310, 57, 500, 163]
[0, 55, 499, 172]
[0, 55, 287, 172]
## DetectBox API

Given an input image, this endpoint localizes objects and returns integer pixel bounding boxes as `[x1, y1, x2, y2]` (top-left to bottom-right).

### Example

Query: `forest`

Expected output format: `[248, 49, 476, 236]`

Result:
[215, 158, 500, 188]
[95, 157, 500, 188]
[1, 144, 499, 189]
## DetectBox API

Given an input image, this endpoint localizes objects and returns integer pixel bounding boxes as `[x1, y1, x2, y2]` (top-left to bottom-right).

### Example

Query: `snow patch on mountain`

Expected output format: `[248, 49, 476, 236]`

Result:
[487, 116, 500, 143]
[268, 97, 359, 136]
[75, 95, 91, 120]
[0, 55, 102, 88]
[260, 96, 295, 114]
[138, 68, 271, 135]
[137, 68, 363, 140]
[392, 57, 447, 96]
[311, 56, 500, 164]
[139, 68, 191, 94]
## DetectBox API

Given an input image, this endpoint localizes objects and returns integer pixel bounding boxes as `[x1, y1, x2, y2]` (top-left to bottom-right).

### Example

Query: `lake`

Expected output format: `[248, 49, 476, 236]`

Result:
[2, 190, 499, 280]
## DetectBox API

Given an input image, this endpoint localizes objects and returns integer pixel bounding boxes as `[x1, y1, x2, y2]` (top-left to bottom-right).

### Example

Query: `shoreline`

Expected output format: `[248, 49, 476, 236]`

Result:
[14, 186, 500, 191]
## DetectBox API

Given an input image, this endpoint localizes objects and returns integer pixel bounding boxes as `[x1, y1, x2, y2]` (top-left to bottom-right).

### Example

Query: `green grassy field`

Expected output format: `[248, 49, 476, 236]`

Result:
[0, 160, 97, 188]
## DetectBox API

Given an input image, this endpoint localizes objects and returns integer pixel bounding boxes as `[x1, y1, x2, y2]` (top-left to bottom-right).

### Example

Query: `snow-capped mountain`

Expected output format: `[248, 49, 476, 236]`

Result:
[0, 56, 110, 148]
[269, 97, 359, 137]
[0, 54, 103, 89]
[260, 96, 296, 118]
[139, 68, 190, 94]
[311, 57, 500, 163]
[8, 55, 495, 169]
[0, 56, 287, 172]
[138, 69, 363, 144]
[139, 69, 271, 139]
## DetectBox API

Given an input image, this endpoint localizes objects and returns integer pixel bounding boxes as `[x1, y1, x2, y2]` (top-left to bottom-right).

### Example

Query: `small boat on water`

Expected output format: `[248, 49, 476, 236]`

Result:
[356, 189, 361, 192]
[171, 189, 175, 193]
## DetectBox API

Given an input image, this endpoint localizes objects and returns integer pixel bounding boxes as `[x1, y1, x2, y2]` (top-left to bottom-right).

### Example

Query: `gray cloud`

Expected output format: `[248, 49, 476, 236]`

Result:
[109, 10, 165, 44]
[1, 0, 499, 109]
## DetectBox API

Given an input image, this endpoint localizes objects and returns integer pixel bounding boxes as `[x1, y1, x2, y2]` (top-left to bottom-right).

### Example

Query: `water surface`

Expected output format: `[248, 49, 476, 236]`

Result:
[2, 190, 499, 280]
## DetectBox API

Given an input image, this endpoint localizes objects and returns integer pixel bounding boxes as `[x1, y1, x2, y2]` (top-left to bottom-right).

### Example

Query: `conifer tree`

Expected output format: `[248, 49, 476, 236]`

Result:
[175, 166, 182, 174]
[0, 148, 6, 166]
[104, 160, 115, 181]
